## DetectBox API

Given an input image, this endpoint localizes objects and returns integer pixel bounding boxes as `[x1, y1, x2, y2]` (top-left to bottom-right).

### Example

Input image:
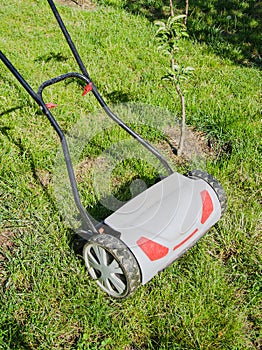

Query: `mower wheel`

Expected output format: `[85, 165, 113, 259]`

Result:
[187, 169, 227, 216]
[83, 234, 141, 298]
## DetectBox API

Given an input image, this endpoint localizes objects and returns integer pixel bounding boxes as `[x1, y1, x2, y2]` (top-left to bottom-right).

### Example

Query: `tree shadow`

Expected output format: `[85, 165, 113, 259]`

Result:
[175, 0, 261, 66]
[34, 51, 69, 63]
[104, 0, 261, 66]
[104, 90, 132, 104]
[123, 0, 170, 21]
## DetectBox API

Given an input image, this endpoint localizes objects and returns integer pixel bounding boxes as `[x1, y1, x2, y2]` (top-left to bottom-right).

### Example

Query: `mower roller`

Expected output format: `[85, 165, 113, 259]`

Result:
[0, 0, 227, 298]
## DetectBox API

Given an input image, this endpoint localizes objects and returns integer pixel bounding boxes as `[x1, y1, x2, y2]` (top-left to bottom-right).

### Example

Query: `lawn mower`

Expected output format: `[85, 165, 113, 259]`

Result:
[0, 0, 227, 298]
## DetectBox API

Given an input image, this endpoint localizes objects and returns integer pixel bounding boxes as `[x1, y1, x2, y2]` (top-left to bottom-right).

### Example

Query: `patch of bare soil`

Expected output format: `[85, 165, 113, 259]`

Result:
[74, 127, 212, 186]
[75, 159, 91, 182]
[0, 230, 13, 259]
[36, 169, 52, 188]
[164, 125, 212, 159]
[0, 229, 14, 284]
[56, 0, 96, 10]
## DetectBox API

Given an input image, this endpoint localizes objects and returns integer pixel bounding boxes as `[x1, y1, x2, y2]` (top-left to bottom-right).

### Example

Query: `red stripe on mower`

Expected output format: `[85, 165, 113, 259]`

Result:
[137, 237, 169, 261]
[173, 228, 199, 251]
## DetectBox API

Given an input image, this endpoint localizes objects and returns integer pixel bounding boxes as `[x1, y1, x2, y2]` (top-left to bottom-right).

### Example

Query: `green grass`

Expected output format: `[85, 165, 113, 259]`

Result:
[0, 0, 261, 349]
[96, 0, 262, 65]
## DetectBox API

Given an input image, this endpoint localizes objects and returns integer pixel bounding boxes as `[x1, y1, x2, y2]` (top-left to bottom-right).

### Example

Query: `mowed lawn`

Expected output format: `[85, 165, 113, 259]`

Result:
[0, 1, 261, 349]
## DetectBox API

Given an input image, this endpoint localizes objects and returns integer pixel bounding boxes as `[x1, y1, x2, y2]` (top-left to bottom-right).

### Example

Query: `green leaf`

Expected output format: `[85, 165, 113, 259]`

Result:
[154, 20, 166, 27]
[184, 66, 195, 72]
[156, 27, 168, 35]
[169, 14, 186, 24]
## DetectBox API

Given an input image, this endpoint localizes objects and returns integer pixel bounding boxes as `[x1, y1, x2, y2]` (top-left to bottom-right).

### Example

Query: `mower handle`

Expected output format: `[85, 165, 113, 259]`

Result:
[38, 72, 91, 96]
[38, 71, 174, 176]
[44, 0, 174, 175]
[0, 0, 175, 239]
[46, 0, 90, 79]
[0, 51, 97, 238]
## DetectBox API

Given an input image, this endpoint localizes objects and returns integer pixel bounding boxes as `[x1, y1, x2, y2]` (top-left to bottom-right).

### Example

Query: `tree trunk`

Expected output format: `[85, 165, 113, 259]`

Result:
[169, 0, 174, 17]
[184, 0, 189, 26]
[171, 55, 175, 71]
[176, 83, 186, 156]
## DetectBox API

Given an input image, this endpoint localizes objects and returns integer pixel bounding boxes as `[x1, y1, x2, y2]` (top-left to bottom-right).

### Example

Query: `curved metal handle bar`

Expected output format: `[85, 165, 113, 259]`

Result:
[38, 72, 90, 95]
[37, 75, 99, 237]
[0, 52, 97, 237]
[39, 72, 174, 175]
[47, 0, 90, 79]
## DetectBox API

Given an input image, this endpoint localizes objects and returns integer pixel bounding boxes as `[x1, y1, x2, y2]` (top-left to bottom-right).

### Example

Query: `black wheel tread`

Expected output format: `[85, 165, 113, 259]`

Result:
[84, 234, 141, 298]
[187, 169, 227, 216]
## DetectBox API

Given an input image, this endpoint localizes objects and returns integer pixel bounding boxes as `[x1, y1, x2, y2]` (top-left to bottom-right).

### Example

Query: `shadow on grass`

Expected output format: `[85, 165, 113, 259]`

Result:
[103, 0, 261, 66]
[89, 173, 157, 220]
[0, 106, 24, 118]
[104, 90, 132, 104]
[0, 127, 58, 214]
[183, 0, 261, 66]
[70, 172, 160, 256]
[0, 319, 35, 350]
[123, 0, 169, 21]
[34, 51, 69, 63]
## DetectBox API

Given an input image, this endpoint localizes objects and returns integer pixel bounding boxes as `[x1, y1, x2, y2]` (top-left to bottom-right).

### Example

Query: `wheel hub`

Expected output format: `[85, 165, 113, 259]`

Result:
[84, 244, 127, 297]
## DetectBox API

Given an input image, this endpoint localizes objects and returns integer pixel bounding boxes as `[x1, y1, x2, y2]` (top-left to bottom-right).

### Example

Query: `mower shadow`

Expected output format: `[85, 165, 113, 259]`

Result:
[0, 106, 24, 118]
[88, 173, 158, 220]
[0, 126, 58, 214]
[70, 173, 160, 255]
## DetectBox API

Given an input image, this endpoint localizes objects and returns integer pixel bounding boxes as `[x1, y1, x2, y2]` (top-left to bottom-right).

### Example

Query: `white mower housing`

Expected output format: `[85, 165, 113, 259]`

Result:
[105, 172, 221, 284]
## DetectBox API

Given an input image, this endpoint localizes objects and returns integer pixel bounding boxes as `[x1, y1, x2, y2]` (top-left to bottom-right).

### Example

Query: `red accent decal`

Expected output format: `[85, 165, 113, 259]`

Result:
[137, 237, 169, 261]
[173, 228, 198, 250]
[200, 190, 214, 224]
[82, 82, 93, 96]
[45, 102, 58, 109]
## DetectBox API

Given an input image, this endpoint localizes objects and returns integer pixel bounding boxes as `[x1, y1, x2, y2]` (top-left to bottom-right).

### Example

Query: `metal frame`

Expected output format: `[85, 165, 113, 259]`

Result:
[0, 0, 174, 239]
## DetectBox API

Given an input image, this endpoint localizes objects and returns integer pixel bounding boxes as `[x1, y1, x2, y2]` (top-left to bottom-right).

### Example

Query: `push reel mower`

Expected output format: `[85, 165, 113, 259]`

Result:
[0, 0, 227, 298]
